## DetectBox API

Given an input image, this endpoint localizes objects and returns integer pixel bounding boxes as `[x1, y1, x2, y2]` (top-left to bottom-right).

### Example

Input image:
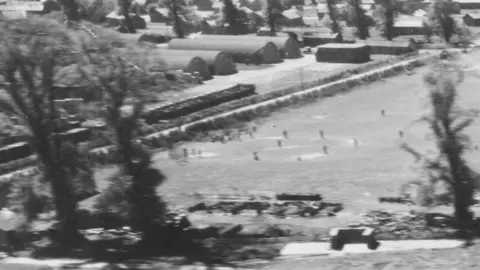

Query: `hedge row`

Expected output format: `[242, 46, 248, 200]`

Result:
[142, 84, 256, 124]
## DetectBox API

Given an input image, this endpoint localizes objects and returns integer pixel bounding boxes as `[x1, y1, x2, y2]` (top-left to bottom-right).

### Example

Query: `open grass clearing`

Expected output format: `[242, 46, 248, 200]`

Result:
[89, 52, 480, 225]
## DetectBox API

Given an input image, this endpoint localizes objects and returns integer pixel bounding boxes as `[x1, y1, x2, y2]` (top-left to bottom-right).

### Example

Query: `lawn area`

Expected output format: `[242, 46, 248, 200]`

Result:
[263, 241, 480, 270]
[91, 51, 480, 226]
[151, 52, 480, 206]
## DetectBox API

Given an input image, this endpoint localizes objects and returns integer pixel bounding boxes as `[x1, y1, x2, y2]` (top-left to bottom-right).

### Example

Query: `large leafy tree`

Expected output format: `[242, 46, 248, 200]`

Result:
[223, 0, 239, 34]
[263, 0, 284, 36]
[0, 17, 94, 247]
[59, 0, 81, 23]
[401, 55, 478, 243]
[426, 0, 457, 43]
[118, 0, 137, 33]
[346, 0, 369, 40]
[374, 0, 406, 40]
[78, 25, 167, 244]
[326, 0, 341, 34]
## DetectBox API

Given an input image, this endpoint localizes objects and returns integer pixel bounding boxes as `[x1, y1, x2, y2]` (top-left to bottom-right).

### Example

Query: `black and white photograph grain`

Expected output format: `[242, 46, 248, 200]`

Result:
[1, 0, 480, 269]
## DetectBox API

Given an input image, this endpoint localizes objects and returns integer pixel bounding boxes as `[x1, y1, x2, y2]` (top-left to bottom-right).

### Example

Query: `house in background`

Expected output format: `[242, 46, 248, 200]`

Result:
[239, 0, 262, 12]
[149, 7, 170, 23]
[393, 17, 426, 35]
[278, 7, 304, 27]
[195, 0, 214, 11]
[463, 13, 480, 26]
[456, 0, 480, 9]
[212, 1, 223, 13]
[0, 1, 47, 20]
[413, 9, 427, 17]
[303, 16, 320, 27]
[302, 5, 318, 17]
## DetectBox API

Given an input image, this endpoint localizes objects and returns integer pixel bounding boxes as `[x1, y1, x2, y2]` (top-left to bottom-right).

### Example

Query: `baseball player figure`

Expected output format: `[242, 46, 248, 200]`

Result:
[283, 130, 289, 139]
[353, 138, 358, 148]
[399, 131, 404, 138]
[277, 139, 283, 148]
[253, 152, 259, 161]
[323, 145, 328, 154]
[319, 129, 324, 139]
[381, 109, 385, 116]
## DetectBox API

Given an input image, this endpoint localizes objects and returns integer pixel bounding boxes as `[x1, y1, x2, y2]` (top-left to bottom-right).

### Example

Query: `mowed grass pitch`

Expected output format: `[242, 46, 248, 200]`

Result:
[92, 53, 480, 219]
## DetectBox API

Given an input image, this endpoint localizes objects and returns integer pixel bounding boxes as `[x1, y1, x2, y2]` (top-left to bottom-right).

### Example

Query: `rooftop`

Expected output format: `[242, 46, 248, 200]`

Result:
[315, 43, 368, 49]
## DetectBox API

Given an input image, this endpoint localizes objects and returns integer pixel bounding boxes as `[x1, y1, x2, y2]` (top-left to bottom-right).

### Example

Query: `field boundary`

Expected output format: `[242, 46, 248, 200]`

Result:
[142, 55, 434, 141]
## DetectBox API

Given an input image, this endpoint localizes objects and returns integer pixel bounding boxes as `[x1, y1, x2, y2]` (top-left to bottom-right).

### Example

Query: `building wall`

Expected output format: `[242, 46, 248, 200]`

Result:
[463, 15, 480, 26]
[393, 26, 426, 36]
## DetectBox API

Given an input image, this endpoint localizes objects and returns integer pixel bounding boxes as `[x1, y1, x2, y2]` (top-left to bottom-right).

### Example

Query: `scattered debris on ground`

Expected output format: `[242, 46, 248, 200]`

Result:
[348, 210, 458, 239]
[186, 192, 343, 219]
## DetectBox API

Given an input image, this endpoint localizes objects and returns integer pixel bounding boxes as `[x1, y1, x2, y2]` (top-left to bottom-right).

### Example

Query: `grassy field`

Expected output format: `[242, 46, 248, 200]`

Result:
[145, 55, 478, 204]
[110, 52, 480, 206]
[91, 52, 480, 225]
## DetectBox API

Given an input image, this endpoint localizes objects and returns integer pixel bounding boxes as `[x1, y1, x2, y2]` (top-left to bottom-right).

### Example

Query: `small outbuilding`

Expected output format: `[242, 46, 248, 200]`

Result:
[168, 38, 281, 64]
[457, 0, 480, 9]
[315, 43, 370, 63]
[160, 55, 212, 80]
[278, 8, 304, 27]
[157, 49, 237, 75]
[358, 40, 416, 55]
[463, 13, 480, 26]
[149, 7, 170, 23]
[393, 17, 427, 35]
[105, 12, 146, 29]
[197, 34, 302, 59]
[303, 33, 342, 47]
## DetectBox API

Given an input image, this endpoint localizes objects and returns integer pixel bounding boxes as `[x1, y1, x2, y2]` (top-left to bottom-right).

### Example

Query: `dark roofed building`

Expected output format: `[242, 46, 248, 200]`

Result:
[168, 38, 281, 64]
[463, 13, 480, 26]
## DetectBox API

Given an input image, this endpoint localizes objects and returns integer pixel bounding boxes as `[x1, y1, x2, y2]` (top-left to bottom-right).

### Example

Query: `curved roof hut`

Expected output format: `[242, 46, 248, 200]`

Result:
[196, 34, 302, 59]
[157, 49, 237, 75]
[167, 38, 281, 64]
[160, 55, 211, 80]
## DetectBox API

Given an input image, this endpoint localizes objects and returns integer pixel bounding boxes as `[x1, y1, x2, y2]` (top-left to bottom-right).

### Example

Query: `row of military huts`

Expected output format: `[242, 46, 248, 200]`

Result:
[155, 35, 303, 81]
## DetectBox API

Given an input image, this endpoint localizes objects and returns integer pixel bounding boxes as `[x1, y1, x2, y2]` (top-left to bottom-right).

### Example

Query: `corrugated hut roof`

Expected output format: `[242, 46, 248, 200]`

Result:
[464, 12, 480, 19]
[168, 38, 277, 54]
[394, 17, 425, 27]
[197, 34, 294, 51]
[160, 54, 207, 72]
[316, 43, 368, 49]
[156, 48, 229, 66]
